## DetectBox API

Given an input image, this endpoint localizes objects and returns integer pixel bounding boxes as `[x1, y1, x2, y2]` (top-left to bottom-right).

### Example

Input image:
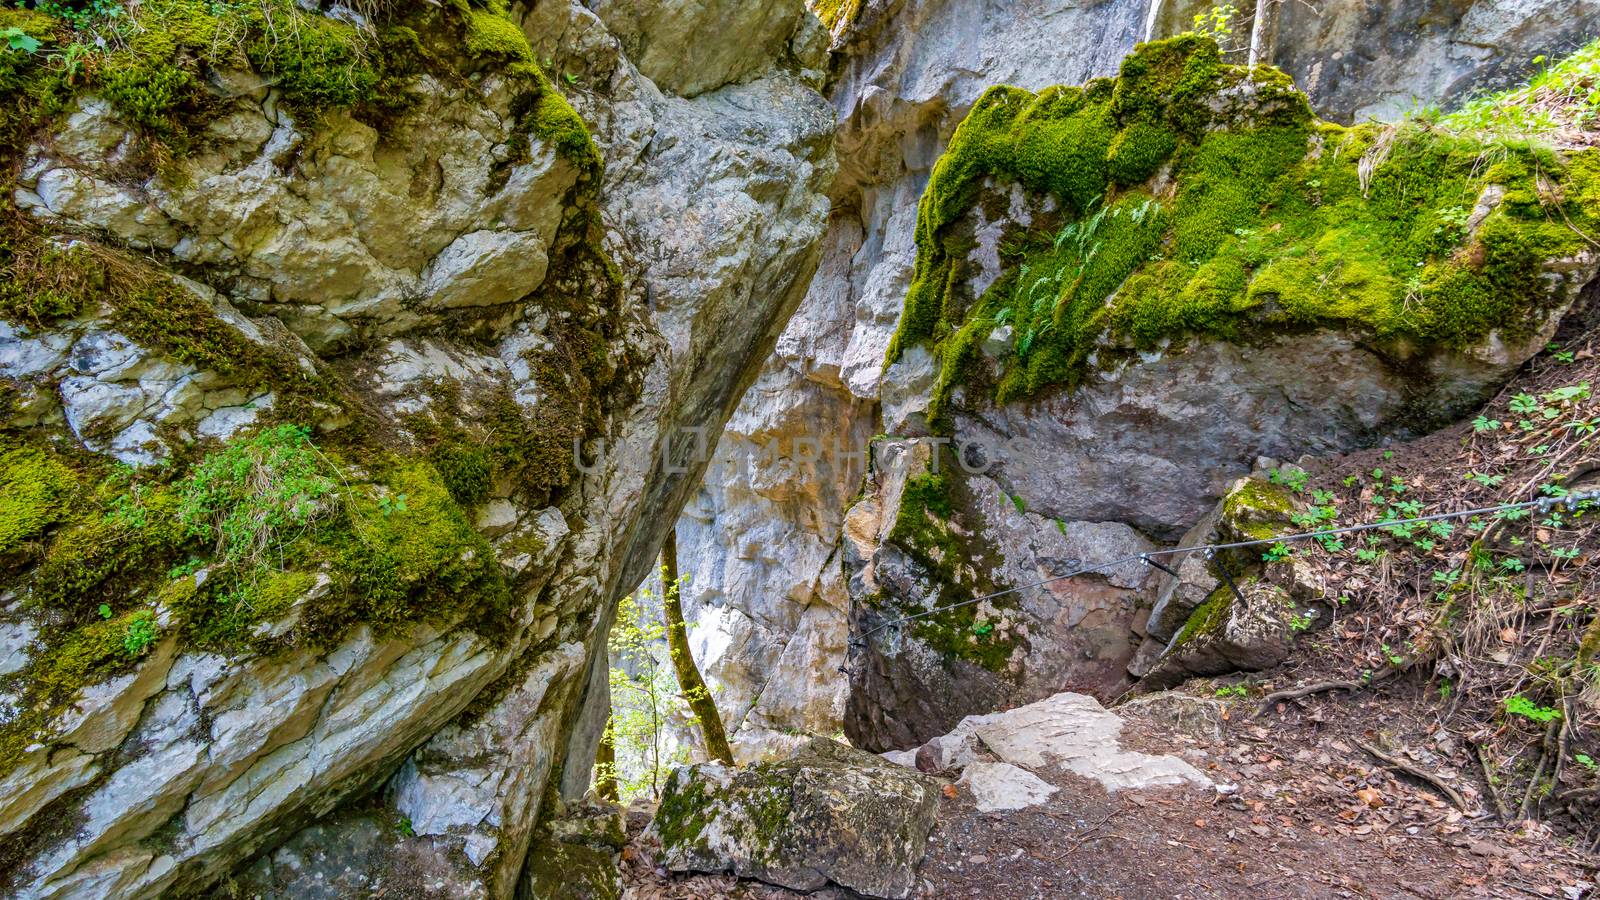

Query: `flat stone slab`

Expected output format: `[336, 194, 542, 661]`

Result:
[957, 761, 1059, 812]
[971, 693, 1212, 793]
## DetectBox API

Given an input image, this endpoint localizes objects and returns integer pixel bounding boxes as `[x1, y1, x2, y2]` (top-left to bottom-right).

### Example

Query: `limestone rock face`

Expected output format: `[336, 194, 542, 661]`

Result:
[836, 30, 1600, 749]
[650, 737, 941, 898]
[1269, 0, 1600, 122]
[843, 438, 1159, 749]
[586, 0, 821, 98]
[17, 85, 577, 352]
[520, 0, 837, 797]
[242, 0, 838, 893]
[674, 0, 1600, 761]
[1, 17, 616, 892]
[0, 2, 834, 898]
[670, 0, 1155, 761]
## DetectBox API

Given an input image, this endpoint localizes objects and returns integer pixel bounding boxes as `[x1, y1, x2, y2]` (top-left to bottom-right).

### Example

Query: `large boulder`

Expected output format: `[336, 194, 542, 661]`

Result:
[519, 801, 628, 900]
[844, 34, 1600, 749]
[0, 0, 834, 896]
[649, 738, 940, 899]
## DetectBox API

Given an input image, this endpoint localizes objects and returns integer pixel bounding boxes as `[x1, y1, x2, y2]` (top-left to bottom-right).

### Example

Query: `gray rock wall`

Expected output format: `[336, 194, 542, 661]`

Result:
[678, 0, 1600, 756]
[0, 2, 835, 897]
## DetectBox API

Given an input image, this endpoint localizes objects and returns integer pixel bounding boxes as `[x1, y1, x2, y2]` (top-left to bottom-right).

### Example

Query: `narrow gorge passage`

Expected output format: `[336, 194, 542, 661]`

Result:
[0, 1, 1597, 899]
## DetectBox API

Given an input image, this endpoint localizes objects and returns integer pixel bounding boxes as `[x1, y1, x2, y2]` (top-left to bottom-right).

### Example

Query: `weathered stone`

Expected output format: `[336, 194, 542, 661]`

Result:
[966, 693, 1211, 793]
[1145, 506, 1224, 643]
[1120, 692, 1227, 743]
[650, 738, 940, 898]
[1142, 580, 1302, 690]
[586, 0, 809, 97]
[520, 801, 627, 900]
[957, 760, 1058, 812]
[1269, 0, 1600, 122]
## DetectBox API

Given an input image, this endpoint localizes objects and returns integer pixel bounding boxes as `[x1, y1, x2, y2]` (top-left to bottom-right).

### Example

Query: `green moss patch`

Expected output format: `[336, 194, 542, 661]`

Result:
[891, 35, 1600, 428]
[0, 443, 79, 559]
[882, 454, 1022, 673]
[1220, 477, 1296, 542]
[1172, 583, 1232, 650]
[812, 0, 863, 32]
[0, 421, 522, 777]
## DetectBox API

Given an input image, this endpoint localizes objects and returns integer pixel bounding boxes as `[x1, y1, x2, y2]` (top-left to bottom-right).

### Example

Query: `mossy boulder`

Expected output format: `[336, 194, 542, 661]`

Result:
[1138, 474, 1327, 687]
[521, 801, 627, 900]
[889, 34, 1600, 432]
[649, 738, 940, 899]
[1143, 578, 1299, 689]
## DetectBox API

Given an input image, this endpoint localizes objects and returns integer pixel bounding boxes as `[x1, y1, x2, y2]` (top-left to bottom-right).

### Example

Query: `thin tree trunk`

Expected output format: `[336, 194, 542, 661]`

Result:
[661, 529, 735, 765]
[595, 716, 619, 802]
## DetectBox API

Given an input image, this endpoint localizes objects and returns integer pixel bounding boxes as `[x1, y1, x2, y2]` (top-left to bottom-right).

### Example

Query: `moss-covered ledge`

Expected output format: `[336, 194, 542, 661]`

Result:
[889, 34, 1600, 429]
[0, 424, 522, 779]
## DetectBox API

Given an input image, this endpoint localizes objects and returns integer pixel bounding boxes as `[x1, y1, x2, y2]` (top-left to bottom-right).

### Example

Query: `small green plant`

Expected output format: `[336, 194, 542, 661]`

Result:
[1381, 643, 1405, 666]
[97, 603, 112, 619]
[608, 588, 692, 800]
[1510, 393, 1541, 415]
[175, 424, 339, 570]
[34, 0, 124, 27]
[1, 26, 41, 53]
[398, 816, 415, 837]
[1504, 694, 1562, 724]
[1269, 467, 1309, 493]
[1472, 415, 1502, 432]
[1214, 684, 1249, 699]
[1188, 3, 1238, 45]
[1289, 612, 1313, 633]
[1543, 383, 1590, 404]
[377, 493, 409, 516]
[1262, 542, 1291, 562]
[1576, 753, 1598, 773]
[122, 613, 157, 656]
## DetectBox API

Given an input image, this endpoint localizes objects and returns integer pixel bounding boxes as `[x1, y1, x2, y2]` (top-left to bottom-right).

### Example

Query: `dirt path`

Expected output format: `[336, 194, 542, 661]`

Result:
[623, 686, 1597, 899]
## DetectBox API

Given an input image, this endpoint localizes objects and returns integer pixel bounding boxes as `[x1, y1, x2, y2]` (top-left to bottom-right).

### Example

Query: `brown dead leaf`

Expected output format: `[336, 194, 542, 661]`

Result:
[1499, 627, 1519, 644]
[1356, 787, 1384, 808]
[941, 783, 959, 799]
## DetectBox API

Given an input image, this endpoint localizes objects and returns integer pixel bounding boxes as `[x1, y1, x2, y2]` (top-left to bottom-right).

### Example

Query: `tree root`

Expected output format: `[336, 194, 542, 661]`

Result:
[1355, 739, 1471, 812]
[1252, 680, 1364, 719]
[1476, 742, 1511, 821]
[1517, 717, 1563, 821]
